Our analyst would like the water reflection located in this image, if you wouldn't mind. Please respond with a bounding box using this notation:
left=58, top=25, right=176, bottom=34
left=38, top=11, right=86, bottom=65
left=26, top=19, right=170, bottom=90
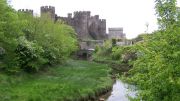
left=106, top=80, right=137, bottom=101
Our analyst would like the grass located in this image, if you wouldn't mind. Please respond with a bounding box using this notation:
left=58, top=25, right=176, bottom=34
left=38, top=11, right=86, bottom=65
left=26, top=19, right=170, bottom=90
left=0, top=60, right=113, bottom=101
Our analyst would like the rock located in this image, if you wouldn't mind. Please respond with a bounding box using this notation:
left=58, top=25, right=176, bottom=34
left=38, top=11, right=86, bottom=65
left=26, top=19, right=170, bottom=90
left=99, top=98, right=105, bottom=101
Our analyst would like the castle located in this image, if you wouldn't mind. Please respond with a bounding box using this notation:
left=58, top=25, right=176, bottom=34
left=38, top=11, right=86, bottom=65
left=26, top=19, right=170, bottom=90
left=18, top=6, right=128, bottom=41
left=18, top=6, right=128, bottom=58
left=40, top=6, right=107, bottom=40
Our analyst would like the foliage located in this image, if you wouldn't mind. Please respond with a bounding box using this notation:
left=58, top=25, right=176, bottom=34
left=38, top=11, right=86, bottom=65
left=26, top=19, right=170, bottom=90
left=155, top=0, right=177, bottom=29
left=127, top=29, right=180, bottom=101
left=0, top=0, right=78, bottom=73
left=15, top=37, right=47, bottom=72
left=0, top=0, right=24, bottom=72
left=112, top=38, right=117, bottom=47
left=19, top=15, right=78, bottom=65
left=123, top=0, right=180, bottom=100
left=93, top=40, right=112, bottom=61
left=111, top=46, right=137, bottom=63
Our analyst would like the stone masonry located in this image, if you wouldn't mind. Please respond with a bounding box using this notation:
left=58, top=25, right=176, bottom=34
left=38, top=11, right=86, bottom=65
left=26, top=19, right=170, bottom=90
left=40, top=6, right=107, bottom=40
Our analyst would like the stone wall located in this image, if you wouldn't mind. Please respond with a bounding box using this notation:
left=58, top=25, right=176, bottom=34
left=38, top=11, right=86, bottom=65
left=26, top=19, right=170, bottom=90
left=18, top=9, right=33, bottom=16
left=40, top=6, right=107, bottom=40
left=108, top=27, right=126, bottom=39
left=57, top=11, right=107, bottom=40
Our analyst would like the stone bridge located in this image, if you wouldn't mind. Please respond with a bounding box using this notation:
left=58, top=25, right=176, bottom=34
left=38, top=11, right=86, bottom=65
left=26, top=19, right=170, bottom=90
left=77, top=40, right=104, bottom=59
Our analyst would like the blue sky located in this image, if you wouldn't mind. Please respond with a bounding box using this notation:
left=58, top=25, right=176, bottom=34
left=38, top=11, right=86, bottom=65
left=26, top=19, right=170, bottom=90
left=10, top=0, right=180, bottom=39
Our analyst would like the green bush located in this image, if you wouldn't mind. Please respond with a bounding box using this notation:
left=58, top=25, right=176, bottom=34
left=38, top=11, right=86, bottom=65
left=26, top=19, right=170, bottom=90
left=24, top=17, right=78, bottom=65
left=0, top=0, right=24, bottom=72
left=15, top=37, right=47, bottom=72
left=112, top=38, right=117, bottom=47
left=111, top=46, right=137, bottom=63
left=124, top=0, right=180, bottom=100
left=127, top=30, right=180, bottom=101
left=93, top=40, right=112, bottom=61
left=0, top=1, right=78, bottom=73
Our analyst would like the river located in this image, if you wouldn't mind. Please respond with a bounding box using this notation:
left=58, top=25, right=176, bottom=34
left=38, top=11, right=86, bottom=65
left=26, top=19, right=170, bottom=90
left=106, top=80, right=137, bottom=101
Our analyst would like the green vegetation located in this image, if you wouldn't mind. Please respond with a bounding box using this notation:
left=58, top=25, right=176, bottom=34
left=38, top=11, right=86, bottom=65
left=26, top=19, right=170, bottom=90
left=0, top=0, right=77, bottom=73
left=1, top=0, right=180, bottom=101
left=0, top=1, right=112, bottom=101
left=123, top=0, right=180, bottom=100
left=0, top=60, right=112, bottom=101
left=93, top=40, right=136, bottom=73
left=93, top=40, right=112, bottom=62
left=94, top=0, right=180, bottom=101
left=94, top=0, right=180, bottom=100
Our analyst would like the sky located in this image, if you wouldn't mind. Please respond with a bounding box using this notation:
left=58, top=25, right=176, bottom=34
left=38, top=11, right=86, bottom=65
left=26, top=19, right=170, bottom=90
left=10, top=0, right=180, bottom=39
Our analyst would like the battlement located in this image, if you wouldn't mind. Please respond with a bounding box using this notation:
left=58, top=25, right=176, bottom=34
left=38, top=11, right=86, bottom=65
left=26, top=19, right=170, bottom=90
left=94, top=15, right=99, bottom=19
left=74, top=11, right=91, bottom=17
left=40, top=6, right=55, bottom=10
left=74, top=11, right=91, bottom=14
left=109, top=27, right=123, bottom=31
left=18, top=9, right=33, bottom=15
left=18, top=9, right=33, bottom=12
left=100, top=19, right=106, bottom=22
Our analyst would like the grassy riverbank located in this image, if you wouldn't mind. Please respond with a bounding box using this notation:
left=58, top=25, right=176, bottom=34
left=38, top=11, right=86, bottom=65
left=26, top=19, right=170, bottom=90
left=0, top=60, right=113, bottom=101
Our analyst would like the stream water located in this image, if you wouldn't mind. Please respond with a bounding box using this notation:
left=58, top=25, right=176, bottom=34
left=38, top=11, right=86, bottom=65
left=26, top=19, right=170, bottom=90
left=106, top=80, right=137, bottom=101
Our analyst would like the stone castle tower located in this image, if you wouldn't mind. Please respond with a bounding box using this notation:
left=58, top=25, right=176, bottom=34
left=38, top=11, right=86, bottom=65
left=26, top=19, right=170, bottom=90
left=40, top=6, right=55, bottom=21
left=40, top=6, right=107, bottom=40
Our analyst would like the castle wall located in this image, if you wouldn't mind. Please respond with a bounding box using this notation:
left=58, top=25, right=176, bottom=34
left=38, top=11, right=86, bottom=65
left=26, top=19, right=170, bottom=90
left=18, top=9, right=33, bottom=16
left=40, top=6, right=107, bottom=40
left=108, top=28, right=126, bottom=39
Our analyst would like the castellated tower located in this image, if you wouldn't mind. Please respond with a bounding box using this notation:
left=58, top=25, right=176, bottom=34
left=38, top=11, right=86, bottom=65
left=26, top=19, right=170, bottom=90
left=88, top=15, right=107, bottom=40
left=88, top=15, right=100, bottom=39
left=73, top=11, right=91, bottom=40
left=40, top=6, right=55, bottom=21
left=99, top=19, right=106, bottom=39
left=18, top=9, right=33, bottom=16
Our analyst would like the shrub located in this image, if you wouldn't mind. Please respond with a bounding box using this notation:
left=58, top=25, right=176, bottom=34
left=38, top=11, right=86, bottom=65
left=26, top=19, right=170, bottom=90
left=0, top=1, right=78, bottom=73
left=15, top=37, right=47, bottom=72
left=124, top=0, right=180, bottom=100
left=111, top=46, right=137, bottom=63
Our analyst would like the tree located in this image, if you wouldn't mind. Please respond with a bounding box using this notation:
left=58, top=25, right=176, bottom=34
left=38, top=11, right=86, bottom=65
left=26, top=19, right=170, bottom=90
left=155, top=0, right=177, bottom=29
left=125, top=0, right=180, bottom=100
left=0, top=0, right=24, bottom=72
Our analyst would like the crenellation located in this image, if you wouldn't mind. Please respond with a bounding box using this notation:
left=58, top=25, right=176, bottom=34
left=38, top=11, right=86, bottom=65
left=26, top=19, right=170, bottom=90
left=41, top=6, right=55, bottom=10
left=18, top=9, right=33, bottom=16
left=94, top=15, right=99, bottom=19
left=100, top=19, right=106, bottom=22
left=74, top=11, right=91, bottom=17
